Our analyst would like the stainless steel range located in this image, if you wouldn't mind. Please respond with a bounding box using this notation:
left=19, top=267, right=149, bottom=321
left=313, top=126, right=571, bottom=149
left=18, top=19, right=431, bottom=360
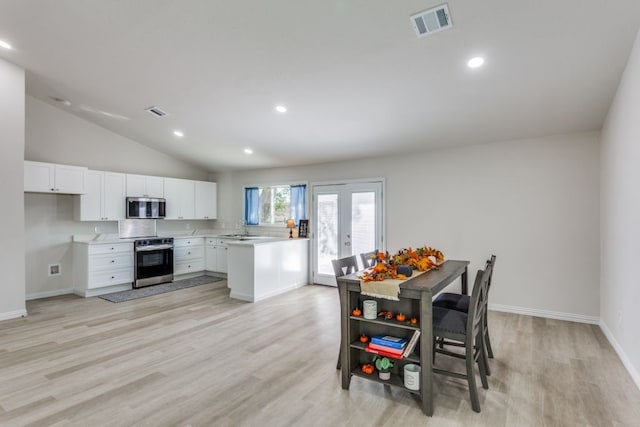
left=134, top=237, right=174, bottom=288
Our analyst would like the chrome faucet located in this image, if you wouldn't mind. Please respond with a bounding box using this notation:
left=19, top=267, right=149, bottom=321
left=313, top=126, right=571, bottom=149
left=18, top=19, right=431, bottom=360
left=240, top=219, right=249, bottom=236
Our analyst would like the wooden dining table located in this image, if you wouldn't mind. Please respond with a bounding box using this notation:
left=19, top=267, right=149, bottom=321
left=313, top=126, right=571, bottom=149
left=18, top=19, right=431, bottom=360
left=336, top=259, right=470, bottom=416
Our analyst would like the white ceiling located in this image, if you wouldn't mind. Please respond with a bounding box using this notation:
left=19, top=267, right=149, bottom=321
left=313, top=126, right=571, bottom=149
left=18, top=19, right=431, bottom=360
left=1, top=1, right=639, bottom=172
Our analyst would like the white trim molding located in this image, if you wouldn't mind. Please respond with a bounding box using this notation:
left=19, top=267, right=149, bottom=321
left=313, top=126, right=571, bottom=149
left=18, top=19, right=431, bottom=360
left=26, top=289, right=74, bottom=301
left=599, top=320, right=640, bottom=391
left=489, top=303, right=599, bottom=324
left=0, top=309, right=28, bottom=321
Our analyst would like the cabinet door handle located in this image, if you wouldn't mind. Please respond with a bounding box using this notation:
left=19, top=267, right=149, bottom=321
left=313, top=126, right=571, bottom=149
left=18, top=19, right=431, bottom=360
left=188, top=251, right=191, bottom=255
left=111, top=260, right=115, bottom=263
left=111, top=276, right=115, bottom=279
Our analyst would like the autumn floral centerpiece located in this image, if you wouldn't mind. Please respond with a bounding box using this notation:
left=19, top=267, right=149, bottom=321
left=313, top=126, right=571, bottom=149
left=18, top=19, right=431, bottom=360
left=358, top=246, right=445, bottom=282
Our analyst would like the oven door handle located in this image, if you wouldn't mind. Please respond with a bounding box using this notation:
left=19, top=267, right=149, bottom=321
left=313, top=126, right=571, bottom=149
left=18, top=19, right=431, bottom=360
left=136, top=245, right=174, bottom=252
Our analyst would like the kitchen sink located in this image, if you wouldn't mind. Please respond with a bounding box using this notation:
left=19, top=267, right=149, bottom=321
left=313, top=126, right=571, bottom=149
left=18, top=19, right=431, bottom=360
left=218, top=234, right=273, bottom=240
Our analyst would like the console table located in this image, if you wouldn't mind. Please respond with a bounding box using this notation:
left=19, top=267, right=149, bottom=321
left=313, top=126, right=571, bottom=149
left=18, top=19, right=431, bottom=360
left=337, top=259, right=469, bottom=416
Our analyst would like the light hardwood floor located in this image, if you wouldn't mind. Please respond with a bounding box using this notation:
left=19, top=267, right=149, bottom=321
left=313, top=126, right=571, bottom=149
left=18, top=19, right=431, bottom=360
left=1, top=280, right=639, bottom=426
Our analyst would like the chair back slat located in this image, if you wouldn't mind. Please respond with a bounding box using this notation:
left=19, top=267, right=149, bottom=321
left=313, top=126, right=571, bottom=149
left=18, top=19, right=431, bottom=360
left=467, top=268, right=489, bottom=343
left=331, top=256, right=359, bottom=278
left=360, top=250, right=378, bottom=269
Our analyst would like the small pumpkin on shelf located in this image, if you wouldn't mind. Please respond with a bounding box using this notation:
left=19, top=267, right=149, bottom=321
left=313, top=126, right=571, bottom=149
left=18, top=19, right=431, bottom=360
left=396, top=313, right=406, bottom=322
left=410, top=317, right=418, bottom=325
left=352, top=307, right=362, bottom=317
left=361, top=363, right=375, bottom=375
left=359, top=334, right=369, bottom=343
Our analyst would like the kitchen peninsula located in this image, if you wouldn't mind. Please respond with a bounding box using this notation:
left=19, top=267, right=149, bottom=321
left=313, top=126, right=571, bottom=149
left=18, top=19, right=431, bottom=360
left=227, top=238, right=309, bottom=302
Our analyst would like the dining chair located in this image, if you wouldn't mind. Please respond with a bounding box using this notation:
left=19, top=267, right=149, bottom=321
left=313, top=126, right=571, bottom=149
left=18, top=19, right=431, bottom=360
left=433, top=255, right=497, bottom=374
left=360, top=250, right=378, bottom=269
left=331, top=255, right=359, bottom=370
left=432, top=267, right=490, bottom=413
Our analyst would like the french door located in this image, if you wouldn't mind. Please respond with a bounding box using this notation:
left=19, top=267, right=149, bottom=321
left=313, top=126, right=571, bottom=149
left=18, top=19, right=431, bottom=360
left=312, top=181, right=383, bottom=286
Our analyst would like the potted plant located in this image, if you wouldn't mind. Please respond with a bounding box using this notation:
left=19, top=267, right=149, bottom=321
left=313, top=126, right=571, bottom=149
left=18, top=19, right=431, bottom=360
left=373, top=355, right=394, bottom=380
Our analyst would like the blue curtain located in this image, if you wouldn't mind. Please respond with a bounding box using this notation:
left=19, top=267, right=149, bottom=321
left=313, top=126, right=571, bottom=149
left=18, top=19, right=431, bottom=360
left=244, top=187, right=259, bottom=225
left=290, top=184, right=307, bottom=226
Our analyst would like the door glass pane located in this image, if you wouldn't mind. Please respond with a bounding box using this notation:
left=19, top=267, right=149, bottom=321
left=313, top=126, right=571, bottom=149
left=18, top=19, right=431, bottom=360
left=317, top=194, right=338, bottom=275
left=351, top=191, right=376, bottom=259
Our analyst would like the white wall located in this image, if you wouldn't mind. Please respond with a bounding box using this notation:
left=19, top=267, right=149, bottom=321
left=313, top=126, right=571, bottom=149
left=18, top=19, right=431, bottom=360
left=600, top=29, right=640, bottom=388
left=24, top=97, right=214, bottom=298
left=229, top=132, right=601, bottom=320
left=0, top=58, right=26, bottom=320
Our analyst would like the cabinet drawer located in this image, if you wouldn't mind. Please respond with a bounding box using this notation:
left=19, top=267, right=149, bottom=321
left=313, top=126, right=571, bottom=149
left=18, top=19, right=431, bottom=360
left=88, top=268, right=133, bottom=289
left=174, top=238, right=204, bottom=248
left=174, top=246, right=204, bottom=262
left=89, top=253, right=133, bottom=271
left=174, top=259, right=205, bottom=275
left=89, top=243, right=132, bottom=255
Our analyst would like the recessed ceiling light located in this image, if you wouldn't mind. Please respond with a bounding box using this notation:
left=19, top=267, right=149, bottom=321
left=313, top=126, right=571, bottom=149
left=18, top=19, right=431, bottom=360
left=244, top=148, right=253, bottom=155
left=173, top=130, right=184, bottom=138
left=0, top=40, right=12, bottom=50
left=467, top=57, right=485, bottom=68
left=275, top=105, right=287, bottom=113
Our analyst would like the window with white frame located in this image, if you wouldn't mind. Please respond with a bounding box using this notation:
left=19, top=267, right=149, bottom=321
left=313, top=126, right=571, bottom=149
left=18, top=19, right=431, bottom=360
left=245, top=184, right=307, bottom=226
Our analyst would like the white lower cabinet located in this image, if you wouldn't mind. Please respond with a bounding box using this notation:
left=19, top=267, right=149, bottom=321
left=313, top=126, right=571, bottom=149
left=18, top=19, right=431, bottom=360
left=73, top=242, right=134, bottom=297
left=205, top=238, right=228, bottom=273
left=174, top=237, right=205, bottom=275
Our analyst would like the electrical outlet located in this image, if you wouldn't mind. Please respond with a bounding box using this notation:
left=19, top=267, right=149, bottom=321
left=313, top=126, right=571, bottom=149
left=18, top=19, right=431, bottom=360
left=186, top=223, right=191, bottom=230
left=94, top=226, right=101, bottom=233
left=48, top=264, right=61, bottom=276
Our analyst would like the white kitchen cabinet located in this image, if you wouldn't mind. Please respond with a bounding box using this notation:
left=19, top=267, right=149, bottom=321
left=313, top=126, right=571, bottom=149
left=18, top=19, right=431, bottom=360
left=195, top=181, right=217, bottom=219
left=75, top=170, right=126, bottom=221
left=205, top=238, right=218, bottom=272
left=205, top=237, right=228, bottom=273
left=173, top=237, right=205, bottom=275
left=217, top=242, right=228, bottom=273
left=24, top=161, right=87, bottom=194
left=164, top=178, right=195, bottom=220
left=73, top=242, right=134, bottom=297
left=126, top=174, right=164, bottom=198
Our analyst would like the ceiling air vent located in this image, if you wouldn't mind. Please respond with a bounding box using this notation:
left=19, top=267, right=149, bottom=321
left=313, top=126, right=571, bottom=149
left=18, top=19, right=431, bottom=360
left=145, top=106, right=169, bottom=117
left=410, top=4, right=453, bottom=38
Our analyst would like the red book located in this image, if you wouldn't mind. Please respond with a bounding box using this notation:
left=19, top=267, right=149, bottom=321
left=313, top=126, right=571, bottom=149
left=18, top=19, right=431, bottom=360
left=367, top=342, right=404, bottom=356
left=364, top=344, right=404, bottom=359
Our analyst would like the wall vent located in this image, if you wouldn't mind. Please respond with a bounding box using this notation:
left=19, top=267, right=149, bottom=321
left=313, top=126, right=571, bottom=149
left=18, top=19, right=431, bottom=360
left=145, top=106, right=169, bottom=117
left=410, top=4, right=453, bottom=38
left=48, top=264, right=61, bottom=276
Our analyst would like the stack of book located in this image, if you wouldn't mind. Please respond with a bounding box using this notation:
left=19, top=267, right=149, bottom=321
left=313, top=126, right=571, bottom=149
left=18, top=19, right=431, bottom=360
left=364, top=331, right=420, bottom=359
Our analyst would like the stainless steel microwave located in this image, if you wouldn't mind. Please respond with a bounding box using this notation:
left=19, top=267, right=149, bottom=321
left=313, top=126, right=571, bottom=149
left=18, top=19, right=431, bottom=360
left=126, top=197, right=166, bottom=219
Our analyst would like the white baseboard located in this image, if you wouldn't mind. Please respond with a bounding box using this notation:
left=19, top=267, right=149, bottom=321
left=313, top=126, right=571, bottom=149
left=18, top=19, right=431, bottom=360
left=26, top=288, right=74, bottom=300
left=489, top=303, right=600, bottom=324
left=73, top=284, right=131, bottom=298
left=0, top=309, right=28, bottom=321
left=599, top=320, right=640, bottom=391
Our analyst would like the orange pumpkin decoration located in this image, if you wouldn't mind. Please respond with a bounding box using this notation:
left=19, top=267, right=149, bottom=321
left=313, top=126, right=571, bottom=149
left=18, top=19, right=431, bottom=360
left=396, top=313, right=406, bottom=322
left=361, top=364, right=375, bottom=375
left=410, top=317, right=418, bottom=325
left=359, top=334, right=369, bottom=343
left=352, top=308, right=362, bottom=317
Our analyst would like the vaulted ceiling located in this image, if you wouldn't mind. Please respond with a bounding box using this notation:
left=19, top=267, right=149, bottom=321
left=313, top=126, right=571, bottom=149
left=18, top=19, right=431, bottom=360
left=1, top=1, right=639, bottom=171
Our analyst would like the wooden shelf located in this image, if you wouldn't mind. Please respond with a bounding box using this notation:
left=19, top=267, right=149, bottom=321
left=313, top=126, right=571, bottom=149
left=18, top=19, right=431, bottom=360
left=349, top=315, right=420, bottom=331
left=351, top=368, right=421, bottom=395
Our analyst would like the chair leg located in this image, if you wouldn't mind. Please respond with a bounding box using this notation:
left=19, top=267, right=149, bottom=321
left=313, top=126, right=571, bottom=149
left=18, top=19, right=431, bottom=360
left=484, top=310, right=494, bottom=359
left=466, top=344, right=481, bottom=413
left=336, top=347, right=341, bottom=370
left=477, top=336, right=489, bottom=390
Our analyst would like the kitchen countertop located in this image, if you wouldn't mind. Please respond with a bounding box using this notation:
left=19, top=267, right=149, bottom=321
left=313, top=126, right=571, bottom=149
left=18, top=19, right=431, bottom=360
left=72, top=233, right=300, bottom=245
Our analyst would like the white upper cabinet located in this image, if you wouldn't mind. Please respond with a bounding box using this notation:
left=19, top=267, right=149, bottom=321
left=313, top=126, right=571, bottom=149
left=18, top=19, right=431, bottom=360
left=75, top=170, right=126, bottom=221
left=24, top=161, right=87, bottom=194
left=164, top=178, right=195, bottom=220
left=195, top=181, right=217, bottom=220
left=125, top=174, right=164, bottom=198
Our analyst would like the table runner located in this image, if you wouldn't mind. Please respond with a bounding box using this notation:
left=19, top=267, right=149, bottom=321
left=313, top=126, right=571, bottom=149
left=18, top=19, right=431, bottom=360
left=360, top=270, right=425, bottom=301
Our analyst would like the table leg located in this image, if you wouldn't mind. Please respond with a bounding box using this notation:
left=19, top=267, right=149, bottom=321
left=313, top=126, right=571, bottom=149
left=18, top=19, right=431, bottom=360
left=339, top=280, right=352, bottom=390
left=420, top=291, right=434, bottom=416
left=461, top=266, right=468, bottom=295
